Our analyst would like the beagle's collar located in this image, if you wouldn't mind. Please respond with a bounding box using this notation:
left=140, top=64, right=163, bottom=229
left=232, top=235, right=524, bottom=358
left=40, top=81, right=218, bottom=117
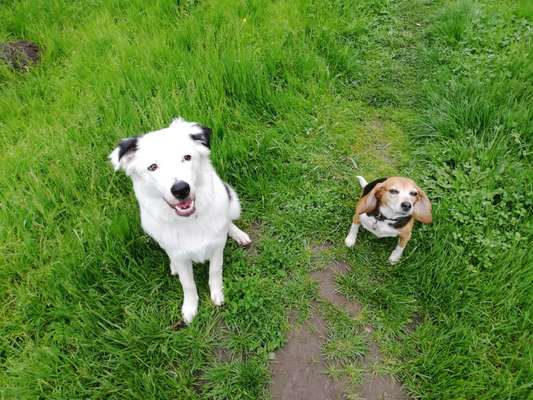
left=369, top=209, right=412, bottom=229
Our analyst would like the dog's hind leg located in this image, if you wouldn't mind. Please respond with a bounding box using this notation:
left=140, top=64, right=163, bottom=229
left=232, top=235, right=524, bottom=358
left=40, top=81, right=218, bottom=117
left=209, top=245, right=225, bottom=306
left=229, top=223, right=251, bottom=246
left=171, top=259, right=198, bottom=324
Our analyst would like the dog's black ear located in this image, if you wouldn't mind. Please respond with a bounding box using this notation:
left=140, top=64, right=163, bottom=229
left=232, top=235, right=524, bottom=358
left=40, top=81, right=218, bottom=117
left=190, top=125, right=211, bottom=149
left=110, top=137, right=138, bottom=171
left=118, top=137, right=138, bottom=160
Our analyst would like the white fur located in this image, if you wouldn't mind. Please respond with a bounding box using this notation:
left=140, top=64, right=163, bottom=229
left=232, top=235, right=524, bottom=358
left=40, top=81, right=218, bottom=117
left=359, top=213, right=399, bottom=238
left=388, top=244, right=405, bottom=264
left=110, top=118, right=250, bottom=324
left=344, top=223, right=359, bottom=247
left=356, top=175, right=368, bottom=188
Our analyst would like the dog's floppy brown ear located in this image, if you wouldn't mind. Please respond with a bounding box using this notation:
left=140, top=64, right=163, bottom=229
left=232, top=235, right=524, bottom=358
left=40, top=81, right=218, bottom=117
left=414, top=187, right=432, bottom=223
left=356, top=183, right=384, bottom=215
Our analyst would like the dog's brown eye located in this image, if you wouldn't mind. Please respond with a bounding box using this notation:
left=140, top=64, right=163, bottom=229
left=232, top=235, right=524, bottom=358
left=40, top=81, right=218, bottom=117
left=410, top=191, right=418, bottom=197
left=148, top=163, right=158, bottom=171
left=389, top=189, right=399, bottom=194
left=184, top=155, right=192, bottom=161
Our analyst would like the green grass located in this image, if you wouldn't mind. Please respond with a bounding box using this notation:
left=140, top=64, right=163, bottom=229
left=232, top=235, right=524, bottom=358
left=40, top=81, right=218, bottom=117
left=1, top=0, right=531, bottom=399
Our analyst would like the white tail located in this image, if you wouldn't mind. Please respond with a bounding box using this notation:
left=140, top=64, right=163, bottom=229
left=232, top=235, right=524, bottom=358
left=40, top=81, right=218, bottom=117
left=356, top=176, right=368, bottom=188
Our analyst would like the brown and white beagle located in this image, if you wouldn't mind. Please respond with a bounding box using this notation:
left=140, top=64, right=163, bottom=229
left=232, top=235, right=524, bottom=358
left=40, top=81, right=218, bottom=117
left=345, top=176, right=432, bottom=264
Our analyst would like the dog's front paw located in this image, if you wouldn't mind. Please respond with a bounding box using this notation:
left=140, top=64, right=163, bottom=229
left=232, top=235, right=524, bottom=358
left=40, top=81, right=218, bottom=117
left=234, top=231, right=251, bottom=247
left=210, top=289, right=225, bottom=306
left=388, top=255, right=401, bottom=264
left=181, top=302, right=198, bottom=325
left=345, top=224, right=359, bottom=248
left=388, top=246, right=404, bottom=265
left=345, top=235, right=357, bottom=247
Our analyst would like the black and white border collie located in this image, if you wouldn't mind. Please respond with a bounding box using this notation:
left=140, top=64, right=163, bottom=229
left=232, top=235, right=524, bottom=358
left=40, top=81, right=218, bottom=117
left=110, top=118, right=251, bottom=324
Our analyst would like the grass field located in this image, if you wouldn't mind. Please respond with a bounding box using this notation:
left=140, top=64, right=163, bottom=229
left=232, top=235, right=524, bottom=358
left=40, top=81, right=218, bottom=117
left=1, top=0, right=531, bottom=399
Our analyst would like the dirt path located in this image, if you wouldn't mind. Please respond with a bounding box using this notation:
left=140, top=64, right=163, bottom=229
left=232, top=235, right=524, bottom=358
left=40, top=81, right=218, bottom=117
left=269, top=311, right=345, bottom=400
left=269, top=245, right=409, bottom=400
left=358, top=341, right=409, bottom=400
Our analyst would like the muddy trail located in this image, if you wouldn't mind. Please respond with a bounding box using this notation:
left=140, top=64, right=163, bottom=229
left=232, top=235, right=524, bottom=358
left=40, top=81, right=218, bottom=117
left=269, top=245, right=408, bottom=400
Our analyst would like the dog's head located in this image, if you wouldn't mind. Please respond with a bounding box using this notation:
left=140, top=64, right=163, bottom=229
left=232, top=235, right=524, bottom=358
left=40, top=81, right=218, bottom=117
left=360, top=177, right=432, bottom=223
left=109, top=118, right=212, bottom=217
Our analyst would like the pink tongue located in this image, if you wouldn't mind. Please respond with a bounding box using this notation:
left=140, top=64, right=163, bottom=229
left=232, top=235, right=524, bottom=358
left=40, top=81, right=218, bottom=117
left=176, top=199, right=192, bottom=209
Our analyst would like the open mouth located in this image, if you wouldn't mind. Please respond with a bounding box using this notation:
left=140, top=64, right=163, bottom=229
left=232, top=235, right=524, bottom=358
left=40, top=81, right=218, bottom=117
left=165, top=197, right=196, bottom=217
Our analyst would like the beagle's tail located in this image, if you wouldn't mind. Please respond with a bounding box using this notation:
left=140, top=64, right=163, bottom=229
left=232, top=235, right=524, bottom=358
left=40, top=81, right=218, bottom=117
left=356, top=176, right=368, bottom=189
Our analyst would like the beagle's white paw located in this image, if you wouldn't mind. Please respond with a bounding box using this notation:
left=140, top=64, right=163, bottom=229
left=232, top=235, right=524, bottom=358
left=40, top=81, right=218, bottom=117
left=345, top=235, right=357, bottom=248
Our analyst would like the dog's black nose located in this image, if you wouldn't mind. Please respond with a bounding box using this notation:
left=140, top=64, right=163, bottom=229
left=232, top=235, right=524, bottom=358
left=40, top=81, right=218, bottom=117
left=171, top=181, right=190, bottom=200
left=401, top=202, right=412, bottom=211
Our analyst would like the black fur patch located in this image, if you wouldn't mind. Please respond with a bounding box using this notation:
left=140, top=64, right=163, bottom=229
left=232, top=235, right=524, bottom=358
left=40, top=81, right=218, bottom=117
left=367, top=207, right=381, bottom=218
left=118, top=137, right=138, bottom=160
left=223, top=183, right=232, bottom=200
left=390, top=216, right=412, bottom=229
left=362, top=177, right=387, bottom=196
left=367, top=203, right=412, bottom=229
left=190, top=125, right=211, bottom=148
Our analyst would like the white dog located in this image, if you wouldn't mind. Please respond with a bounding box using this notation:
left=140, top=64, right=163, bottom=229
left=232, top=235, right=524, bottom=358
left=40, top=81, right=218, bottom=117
left=109, top=118, right=251, bottom=324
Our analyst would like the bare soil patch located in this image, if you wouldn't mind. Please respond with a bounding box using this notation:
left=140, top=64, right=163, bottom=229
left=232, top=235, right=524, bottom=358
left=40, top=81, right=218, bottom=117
left=244, top=220, right=263, bottom=257
left=270, top=242, right=409, bottom=400
left=0, top=40, right=41, bottom=71
left=357, top=342, right=409, bottom=400
left=311, top=241, right=333, bottom=256
left=270, top=310, right=347, bottom=400
left=405, top=313, right=422, bottom=333
left=310, top=261, right=361, bottom=316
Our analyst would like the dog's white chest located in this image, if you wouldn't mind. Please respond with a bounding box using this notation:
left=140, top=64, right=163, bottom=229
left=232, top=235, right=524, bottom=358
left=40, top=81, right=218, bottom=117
left=359, top=213, right=399, bottom=238
left=141, top=213, right=228, bottom=262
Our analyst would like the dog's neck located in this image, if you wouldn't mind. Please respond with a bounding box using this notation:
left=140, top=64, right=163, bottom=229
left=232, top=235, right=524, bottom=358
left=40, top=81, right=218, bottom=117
left=368, top=203, right=412, bottom=228
left=374, top=203, right=398, bottom=220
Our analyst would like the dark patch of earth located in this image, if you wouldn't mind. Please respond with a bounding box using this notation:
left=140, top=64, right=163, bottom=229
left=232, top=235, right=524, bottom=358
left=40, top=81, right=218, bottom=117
left=311, top=241, right=333, bottom=256
left=270, top=241, right=410, bottom=400
left=310, top=260, right=362, bottom=316
left=357, top=342, right=409, bottom=400
left=269, top=310, right=348, bottom=400
left=0, top=40, right=41, bottom=70
left=244, top=220, right=263, bottom=257
left=404, top=313, right=422, bottom=333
